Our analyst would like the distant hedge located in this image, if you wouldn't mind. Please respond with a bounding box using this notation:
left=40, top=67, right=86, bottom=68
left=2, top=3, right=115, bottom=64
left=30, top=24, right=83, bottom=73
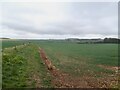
left=103, top=38, right=120, bottom=43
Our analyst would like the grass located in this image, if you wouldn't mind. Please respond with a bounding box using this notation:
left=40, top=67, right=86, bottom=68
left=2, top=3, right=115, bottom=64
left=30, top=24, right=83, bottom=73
left=2, top=47, right=27, bottom=87
left=35, top=41, right=118, bottom=77
left=19, top=43, right=53, bottom=88
left=2, top=39, right=30, bottom=49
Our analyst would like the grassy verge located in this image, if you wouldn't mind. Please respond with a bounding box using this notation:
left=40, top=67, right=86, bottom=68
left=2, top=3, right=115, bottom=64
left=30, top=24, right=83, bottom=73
left=2, top=47, right=27, bottom=87
left=2, top=43, right=53, bottom=88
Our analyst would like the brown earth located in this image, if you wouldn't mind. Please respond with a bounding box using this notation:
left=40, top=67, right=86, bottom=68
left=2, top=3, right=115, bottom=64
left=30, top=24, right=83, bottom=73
left=98, top=65, right=119, bottom=73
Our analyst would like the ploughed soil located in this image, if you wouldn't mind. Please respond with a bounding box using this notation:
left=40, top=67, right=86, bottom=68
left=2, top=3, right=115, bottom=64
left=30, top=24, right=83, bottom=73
left=39, top=48, right=118, bottom=88
left=98, top=65, right=119, bottom=73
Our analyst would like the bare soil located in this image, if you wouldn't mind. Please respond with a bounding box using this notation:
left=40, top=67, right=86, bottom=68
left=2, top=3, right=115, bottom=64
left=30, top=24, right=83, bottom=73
left=98, top=65, right=119, bottom=73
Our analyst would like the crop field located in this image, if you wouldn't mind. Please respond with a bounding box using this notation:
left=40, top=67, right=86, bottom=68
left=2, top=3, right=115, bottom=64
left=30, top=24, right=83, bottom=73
left=1, top=39, right=119, bottom=88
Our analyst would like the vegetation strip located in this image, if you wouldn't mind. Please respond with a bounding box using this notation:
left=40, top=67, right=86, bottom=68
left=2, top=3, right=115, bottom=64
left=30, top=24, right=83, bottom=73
left=2, top=44, right=28, bottom=88
left=2, top=44, right=53, bottom=88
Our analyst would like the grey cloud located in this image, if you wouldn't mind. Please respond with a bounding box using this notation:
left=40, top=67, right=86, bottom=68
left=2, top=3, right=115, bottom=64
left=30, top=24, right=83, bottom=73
left=2, top=19, right=117, bottom=36
left=1, top=2, right=118, bottom=39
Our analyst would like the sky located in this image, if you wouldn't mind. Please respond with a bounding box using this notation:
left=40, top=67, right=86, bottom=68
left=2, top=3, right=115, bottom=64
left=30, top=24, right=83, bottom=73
left=0, top=1, right=118, bottom=39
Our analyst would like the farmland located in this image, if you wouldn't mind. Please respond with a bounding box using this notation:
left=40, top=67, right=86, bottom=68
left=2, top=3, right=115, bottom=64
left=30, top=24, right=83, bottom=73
left=1, top=39, right=119, bottom=88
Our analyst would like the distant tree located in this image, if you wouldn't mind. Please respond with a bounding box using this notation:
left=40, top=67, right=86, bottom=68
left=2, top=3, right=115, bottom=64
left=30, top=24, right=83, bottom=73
left=103, top=38, right=120, bottom=43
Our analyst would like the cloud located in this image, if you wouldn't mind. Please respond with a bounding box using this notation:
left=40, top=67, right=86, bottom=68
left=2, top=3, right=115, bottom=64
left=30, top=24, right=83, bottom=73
left=1, top=2, right=118, bottom=39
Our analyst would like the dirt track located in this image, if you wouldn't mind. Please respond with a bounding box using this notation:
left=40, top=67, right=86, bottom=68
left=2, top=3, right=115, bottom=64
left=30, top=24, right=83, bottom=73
left=39, top=48, right=118, bottom=88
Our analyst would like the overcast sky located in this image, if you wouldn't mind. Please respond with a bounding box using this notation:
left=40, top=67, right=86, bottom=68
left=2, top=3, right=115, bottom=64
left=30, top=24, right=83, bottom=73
left=1, top=2, right=118, bottom=39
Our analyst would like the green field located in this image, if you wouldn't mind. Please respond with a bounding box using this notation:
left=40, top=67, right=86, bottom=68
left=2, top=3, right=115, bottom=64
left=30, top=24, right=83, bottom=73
left=1, top=39, right=119, bottom=88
